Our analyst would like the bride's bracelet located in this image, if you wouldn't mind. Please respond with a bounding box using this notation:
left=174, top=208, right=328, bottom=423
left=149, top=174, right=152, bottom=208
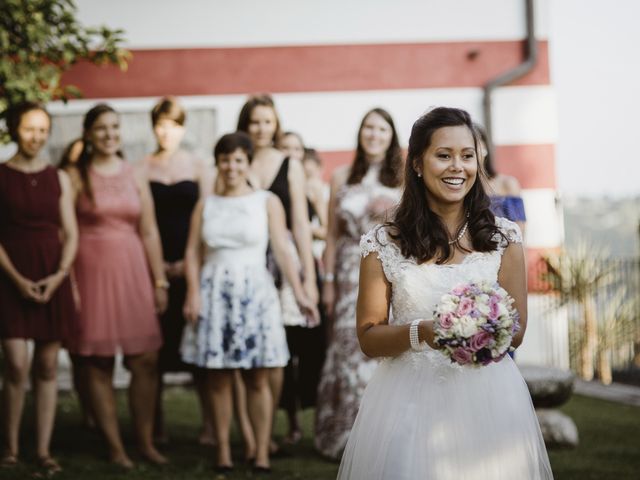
left=409, top=319, right=428, bottom=352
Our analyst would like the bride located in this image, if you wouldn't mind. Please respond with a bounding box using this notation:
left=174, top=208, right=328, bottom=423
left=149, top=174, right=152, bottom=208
left=337, top=107, right=553, bottom=479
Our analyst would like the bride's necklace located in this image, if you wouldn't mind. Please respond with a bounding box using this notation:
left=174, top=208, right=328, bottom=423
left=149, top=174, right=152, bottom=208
left=448, top=219, right=469, bottom=245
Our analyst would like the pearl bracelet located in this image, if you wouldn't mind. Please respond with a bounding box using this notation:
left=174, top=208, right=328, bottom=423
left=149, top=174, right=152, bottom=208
left=409, top=319, right=428, bottom=352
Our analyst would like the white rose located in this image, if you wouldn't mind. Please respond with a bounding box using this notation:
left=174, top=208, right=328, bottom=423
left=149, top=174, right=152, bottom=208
left=439, top=296, right=458, bottom=313
left=458, top=316, right=478, bottom=338
left=477, top=302, right=490, bottom=316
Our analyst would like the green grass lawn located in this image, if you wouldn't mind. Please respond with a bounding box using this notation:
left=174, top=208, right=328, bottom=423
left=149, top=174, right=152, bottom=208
left=4, top=388, right=639, bottom=479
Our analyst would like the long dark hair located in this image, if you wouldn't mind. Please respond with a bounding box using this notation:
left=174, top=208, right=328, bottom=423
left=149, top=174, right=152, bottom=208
left=236, top=94, right=282, bottom=145
left=389, top=107, right=501, bottom=264
left=75, top=103, right=123, bottom=203
left=473, top=123, right=496, bottom=178
left=346, top=108, right=403, bottom=188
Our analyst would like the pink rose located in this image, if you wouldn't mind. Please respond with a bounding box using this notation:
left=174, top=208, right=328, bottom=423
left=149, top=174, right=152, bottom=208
left=469, top=331, right=492, bottom=352
left=457, top=297, right=474, bottom=316
left=488, top=297, right=500, bottom=321
left=451, top=347, right=473, bottom=365
left=452, top=284, right=467, bottom=296
left=439, top=312, right=454, bottom=329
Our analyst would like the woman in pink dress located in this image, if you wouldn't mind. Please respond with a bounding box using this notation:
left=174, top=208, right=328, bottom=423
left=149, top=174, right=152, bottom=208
left=0, top=102, right=78, bottom=475
left=65, top=104, right=168, bottom=468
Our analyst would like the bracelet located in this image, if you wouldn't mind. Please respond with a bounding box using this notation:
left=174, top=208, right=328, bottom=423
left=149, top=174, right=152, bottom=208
left=57, top=267, right=70, bottom=277
left=409, top=319, right=428, bottom=352
left=323, top=272, right=335, bottom=283
left=155, top=278, right=170, bottom=290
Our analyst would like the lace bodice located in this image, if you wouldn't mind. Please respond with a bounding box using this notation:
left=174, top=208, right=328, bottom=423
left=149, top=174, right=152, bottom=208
left=360, top=217, right=522, bottom=327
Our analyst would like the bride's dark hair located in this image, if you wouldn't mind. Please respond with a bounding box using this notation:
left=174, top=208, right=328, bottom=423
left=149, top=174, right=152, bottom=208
left=388, top=107, right=502, bottom=264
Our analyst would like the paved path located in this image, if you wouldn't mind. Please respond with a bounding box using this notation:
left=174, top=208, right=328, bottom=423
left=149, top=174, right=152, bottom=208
left=574, top=379, right=640, bottom=407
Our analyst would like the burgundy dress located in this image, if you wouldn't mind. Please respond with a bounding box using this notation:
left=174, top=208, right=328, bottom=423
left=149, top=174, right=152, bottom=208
left=0, top=163, right=76, bottom=341
left=65, top=162, right=162, bottom=356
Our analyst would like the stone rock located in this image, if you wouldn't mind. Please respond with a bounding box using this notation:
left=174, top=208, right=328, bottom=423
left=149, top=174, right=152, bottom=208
left=536, top=409, right=579, bottom=448
left=519, top=365, right=575, bottom=408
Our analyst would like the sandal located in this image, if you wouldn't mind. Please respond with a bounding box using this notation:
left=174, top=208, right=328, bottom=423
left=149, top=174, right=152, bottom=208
left=0, top=453, right=18, bottom=467
left=283, top=429, right=303, bottom=445
left=36, top=456, right=62, bottom=476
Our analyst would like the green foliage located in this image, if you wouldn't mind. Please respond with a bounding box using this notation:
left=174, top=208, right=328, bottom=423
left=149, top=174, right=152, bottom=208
left=0, top=0, right=130, bottom=142
left=541, top=243, right=613, bottom=304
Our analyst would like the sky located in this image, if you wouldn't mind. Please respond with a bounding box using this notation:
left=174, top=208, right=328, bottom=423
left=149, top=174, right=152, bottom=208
left=549, top=0, right=640, bottom=197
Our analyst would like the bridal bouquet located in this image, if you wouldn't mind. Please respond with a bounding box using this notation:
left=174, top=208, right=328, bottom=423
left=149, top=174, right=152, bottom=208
left=433, top=281, right=519, bottom=367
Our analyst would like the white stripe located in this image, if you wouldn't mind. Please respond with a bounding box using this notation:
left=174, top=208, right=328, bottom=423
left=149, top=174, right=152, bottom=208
left=50, top=86, right=557, bottom=149
left=75, top=0, right=550, bottom=49
left=516, top=294, right=570, bottom=368
left=521, top=188, right=563, bottom=248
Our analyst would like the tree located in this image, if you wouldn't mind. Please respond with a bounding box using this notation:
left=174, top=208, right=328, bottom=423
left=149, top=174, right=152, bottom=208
left=0, top=0, right=130, bottom=142
left=596, top=285, right=638, bottom=385
left=542, top=243, right=613, bottom=381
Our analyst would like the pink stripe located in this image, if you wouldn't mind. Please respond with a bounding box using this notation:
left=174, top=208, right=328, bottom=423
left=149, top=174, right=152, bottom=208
left=62, top=41, right=550, bottom=98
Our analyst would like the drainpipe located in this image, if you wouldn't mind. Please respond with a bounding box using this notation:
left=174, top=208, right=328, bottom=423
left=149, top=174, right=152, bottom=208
left=483, top=0, right=538, bottom=162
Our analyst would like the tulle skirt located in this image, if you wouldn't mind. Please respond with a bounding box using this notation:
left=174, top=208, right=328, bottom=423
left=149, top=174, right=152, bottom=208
left=337, top=350, right=553, bottom=480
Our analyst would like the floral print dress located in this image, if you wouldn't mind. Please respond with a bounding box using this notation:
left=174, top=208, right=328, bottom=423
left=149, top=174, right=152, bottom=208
left=180, top=191, right=289, bottom=369
left=315, top=166, right=401, bottom=459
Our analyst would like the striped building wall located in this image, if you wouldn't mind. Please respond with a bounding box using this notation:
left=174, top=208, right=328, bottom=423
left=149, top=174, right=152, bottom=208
left=55, top=0, right=566, bottom=367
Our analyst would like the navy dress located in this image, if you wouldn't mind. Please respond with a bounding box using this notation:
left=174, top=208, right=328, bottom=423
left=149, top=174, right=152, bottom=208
left=150, top=180, right=199, bottom=372
left=490, top=195, right=526, bottom=223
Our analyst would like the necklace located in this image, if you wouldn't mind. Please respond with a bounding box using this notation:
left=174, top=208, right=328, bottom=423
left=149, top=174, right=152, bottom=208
left=448, top=221, right=469, bottom=245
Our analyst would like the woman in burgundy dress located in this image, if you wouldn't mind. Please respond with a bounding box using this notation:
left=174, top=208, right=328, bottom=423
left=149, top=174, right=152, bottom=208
left=0, top=102, right=78, bottom=475
left=65, top=104, right=168, bottom=468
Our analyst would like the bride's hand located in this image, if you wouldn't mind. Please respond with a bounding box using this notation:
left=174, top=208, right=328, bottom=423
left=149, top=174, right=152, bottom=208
left=420, top=320, right=439, bottom=349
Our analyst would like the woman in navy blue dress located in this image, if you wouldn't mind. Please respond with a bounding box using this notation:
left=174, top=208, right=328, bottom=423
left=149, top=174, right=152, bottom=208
left=475, top=125, right=526, bottom=232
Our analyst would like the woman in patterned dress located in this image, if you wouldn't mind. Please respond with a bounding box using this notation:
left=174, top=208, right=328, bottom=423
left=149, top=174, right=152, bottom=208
left=180, top=132, right=318, bottom=473
left=315, top=108, right=404, bottom=459
left=0, top=102, right=78, bottom=475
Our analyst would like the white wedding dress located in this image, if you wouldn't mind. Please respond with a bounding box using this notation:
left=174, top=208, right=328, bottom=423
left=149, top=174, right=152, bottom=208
left=337, top=218, right=553, bottom=480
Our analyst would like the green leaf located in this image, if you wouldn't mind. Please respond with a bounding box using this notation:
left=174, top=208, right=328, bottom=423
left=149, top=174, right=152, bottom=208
left=1, top=0, right=129, bottom=144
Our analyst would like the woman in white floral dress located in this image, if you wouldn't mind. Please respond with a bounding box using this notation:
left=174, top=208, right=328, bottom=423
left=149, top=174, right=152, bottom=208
left=180, top=132, right=317, bottom=473
left=315, top=108, right=403, bottom=459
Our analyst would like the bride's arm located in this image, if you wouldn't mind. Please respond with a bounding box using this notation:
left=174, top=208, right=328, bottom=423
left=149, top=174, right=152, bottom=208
left=356, top=253, right=437, bottom=358
left=498, top=241, right=528, bottom=348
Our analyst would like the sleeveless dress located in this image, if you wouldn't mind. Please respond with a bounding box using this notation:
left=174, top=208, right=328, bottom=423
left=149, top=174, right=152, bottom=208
left=337, top=218, right=553, bottom=480
left=150, top=178, right=199, bottom=371
left=315, top=166, right=401, bottom=459
left=268, top=157, right=326, bottom=410
left=0, top=164, right=76, bottom=341
left=267, top=156, right=306, bottom=327
left=66, top=163, right=162, bottom=356
left=180, top=191, right=289, bottom=369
